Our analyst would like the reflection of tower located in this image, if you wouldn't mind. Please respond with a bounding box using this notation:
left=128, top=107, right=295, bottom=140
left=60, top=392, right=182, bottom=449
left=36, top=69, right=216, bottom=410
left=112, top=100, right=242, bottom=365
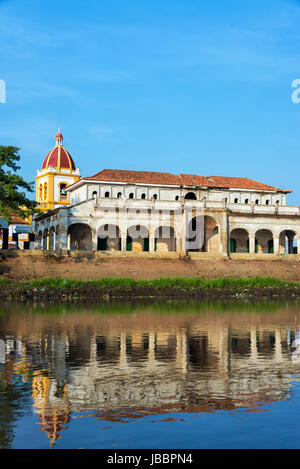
left=32, top=374, right=70, bottom=448
left=35, top=130, right=81, bottom=212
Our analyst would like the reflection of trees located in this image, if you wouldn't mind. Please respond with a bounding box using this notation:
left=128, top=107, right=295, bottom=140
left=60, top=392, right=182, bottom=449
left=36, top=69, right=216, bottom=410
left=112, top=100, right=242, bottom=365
left=0, top=366, right=31, bottom=448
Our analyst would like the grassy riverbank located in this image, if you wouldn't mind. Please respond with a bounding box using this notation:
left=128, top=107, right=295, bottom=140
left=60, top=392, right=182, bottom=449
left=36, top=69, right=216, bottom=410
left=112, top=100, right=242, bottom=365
left=1, top=276, right=300, bottom=301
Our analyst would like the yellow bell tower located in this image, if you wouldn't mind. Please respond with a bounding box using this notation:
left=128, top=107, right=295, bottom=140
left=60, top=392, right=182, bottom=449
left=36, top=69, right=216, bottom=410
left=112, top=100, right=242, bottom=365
left=35, top=130, right=81, bottom=212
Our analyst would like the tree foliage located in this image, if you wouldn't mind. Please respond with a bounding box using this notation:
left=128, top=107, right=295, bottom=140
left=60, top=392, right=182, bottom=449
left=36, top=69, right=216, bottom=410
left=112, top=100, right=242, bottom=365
left=0, top=145, right=38, bottom=222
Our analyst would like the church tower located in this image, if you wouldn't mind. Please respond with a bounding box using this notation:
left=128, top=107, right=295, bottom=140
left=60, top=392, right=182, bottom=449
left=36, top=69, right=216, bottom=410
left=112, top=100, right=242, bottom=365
left=35, top=130, right=81, bottom=212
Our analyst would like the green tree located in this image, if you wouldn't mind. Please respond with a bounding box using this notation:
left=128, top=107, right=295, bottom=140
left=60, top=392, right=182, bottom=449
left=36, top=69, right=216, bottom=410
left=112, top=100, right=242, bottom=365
left=0, top=145, right=38, bottom=222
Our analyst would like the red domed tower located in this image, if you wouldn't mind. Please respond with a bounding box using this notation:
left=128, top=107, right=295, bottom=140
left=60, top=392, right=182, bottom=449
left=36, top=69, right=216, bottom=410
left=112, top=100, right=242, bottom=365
left=35, top=130, right=81, bottom=211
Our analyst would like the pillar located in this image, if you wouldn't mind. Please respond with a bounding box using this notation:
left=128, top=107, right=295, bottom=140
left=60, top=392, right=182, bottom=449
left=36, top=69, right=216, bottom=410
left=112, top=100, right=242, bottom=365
left=297, top=236, right=300, bottom=255
left=149, top=230, right=155, bottom=253
left=219, top=210, right=229, bottom=257
left=92, top=230, right=98, bottom=251
left=59, top=230, right=68, bottom=250
left=273, top=235, right=279, bottom=255
left=249, top=234, right=255, bottom=254
left=121, top=231, right=127, bottom=252
left=181, top=209, right=187, bottom=255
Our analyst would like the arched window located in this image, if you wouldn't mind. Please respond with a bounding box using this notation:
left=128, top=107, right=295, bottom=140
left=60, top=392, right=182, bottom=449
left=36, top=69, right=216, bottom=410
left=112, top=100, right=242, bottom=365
left=59, top=183, right=68, bottom=201
left=245, top=199, right=249, bottom=204
left=153, top=194, right=158, bottom=200
left=255, top=199, right=259, bottom=205
left=105, top=191, right=110, bottom=198
left=39, top=184, right=43, bottom=201
left=276, top=200, right=280, bottom=205
left=117, top=192, right=122, bottom=198
left=129, top=193, right=134, bottom=199
left=185, top=192, right=197, bottom=200
left=141, top=193, right=146, bottom=199
left=175, top=196, right=179, bottom=201
left=266, top=200, right=270, bottom=205
left=234, top=198, right=238, bottom=204
left=44, top=183, right=47, bottom=200
left=92, top=191, right=97, bottom=198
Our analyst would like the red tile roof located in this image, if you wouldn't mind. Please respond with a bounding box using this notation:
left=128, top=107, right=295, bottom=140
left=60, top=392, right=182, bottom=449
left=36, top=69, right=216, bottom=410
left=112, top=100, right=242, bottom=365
left=9, top=213, right=28, bottom=224
left=82, top=169, right=291, bottom=193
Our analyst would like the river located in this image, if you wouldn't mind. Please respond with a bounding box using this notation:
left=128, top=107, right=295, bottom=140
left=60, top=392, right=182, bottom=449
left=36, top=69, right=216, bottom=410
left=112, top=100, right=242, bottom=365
left=0, top=300, right=300, bottom=449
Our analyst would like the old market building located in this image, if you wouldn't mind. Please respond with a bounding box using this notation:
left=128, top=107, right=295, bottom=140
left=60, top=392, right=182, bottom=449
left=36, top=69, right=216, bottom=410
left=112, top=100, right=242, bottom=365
left=33, top=131, right=300, bottom=258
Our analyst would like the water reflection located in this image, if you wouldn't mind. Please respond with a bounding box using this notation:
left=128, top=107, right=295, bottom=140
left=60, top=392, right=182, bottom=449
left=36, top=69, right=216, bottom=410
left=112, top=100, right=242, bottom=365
left=1, top=300, right=300, bottom=448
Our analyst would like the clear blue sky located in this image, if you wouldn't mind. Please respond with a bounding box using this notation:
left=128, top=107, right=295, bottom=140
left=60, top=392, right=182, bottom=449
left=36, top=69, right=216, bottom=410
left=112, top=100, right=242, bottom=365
left=1, top=0, right=300, bottom=203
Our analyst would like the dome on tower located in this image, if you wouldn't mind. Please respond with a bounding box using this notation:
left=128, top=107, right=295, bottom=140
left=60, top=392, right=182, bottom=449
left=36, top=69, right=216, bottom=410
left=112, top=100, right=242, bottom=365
left=42, top=130, right=76, bottom=171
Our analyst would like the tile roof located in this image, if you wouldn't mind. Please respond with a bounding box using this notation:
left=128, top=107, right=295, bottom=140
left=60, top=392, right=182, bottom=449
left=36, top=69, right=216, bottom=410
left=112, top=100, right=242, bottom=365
left=9, top=213, right=28, bottom=225
left=81, top=169, right=291, bottom=193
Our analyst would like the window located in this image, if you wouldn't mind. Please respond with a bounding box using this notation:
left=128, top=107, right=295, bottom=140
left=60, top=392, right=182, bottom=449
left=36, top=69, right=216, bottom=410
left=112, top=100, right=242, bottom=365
left=184, top=192, right=197, bottom=200
left=245, top=199, right=249, bottom=204
left=129, top=193, right=134, bottom=199
left=105, top=191, right=110, bottom=198
left=266, top=200, right=270, bottom=205
left=224, top=197, right=228, bottom=203
left=276, top=200, right=279, bottom=205
left=175, top=196, right=179, bottom=201
left=141, top=193, right=146, bottom=199
left=234, top=198, right=238, bottom=203
left=44, top=183, right=48, bottom=200
left=60, top=183, right=68, bottom=201
left=92, top=191, right=97, bottom=199
left=117, top=192, right=122, bottom=198
left=255, top=199, right=259, bottom=205
left=153, top=194, right=158, bottom=200
left=39, top=185, right=43, bottom=201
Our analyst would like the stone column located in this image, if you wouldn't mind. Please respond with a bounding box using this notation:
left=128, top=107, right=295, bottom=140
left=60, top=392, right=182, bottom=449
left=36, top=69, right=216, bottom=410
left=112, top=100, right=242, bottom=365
left=297, top=236, right=300, bottom=255
left=249, top=234, right=255, bottom=254
left=181, top=209, right=186, bottom=255
left=273, top=235, right=279, bottom=255
left=121, top=231, right=127, bottom=253
left=149, top=229, right=155, bottom=253
left=176, top=230, right=181, bottom=254
left=59, top=230, right=68, bottom=250
left=219, top=210, right=229, bottom=257
left=92, top=229, right=98, bottom=251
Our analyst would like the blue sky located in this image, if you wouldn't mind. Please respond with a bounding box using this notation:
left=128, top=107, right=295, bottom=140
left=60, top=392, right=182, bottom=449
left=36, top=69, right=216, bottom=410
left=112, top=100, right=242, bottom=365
left=1, top=0, right=300, bottom=203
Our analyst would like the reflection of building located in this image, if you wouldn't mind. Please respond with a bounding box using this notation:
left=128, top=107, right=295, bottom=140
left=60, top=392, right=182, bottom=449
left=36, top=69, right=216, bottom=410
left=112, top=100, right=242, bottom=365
left=2, top=306, right=300, bottom=447
left=32, top=131, right=300, bottom=256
